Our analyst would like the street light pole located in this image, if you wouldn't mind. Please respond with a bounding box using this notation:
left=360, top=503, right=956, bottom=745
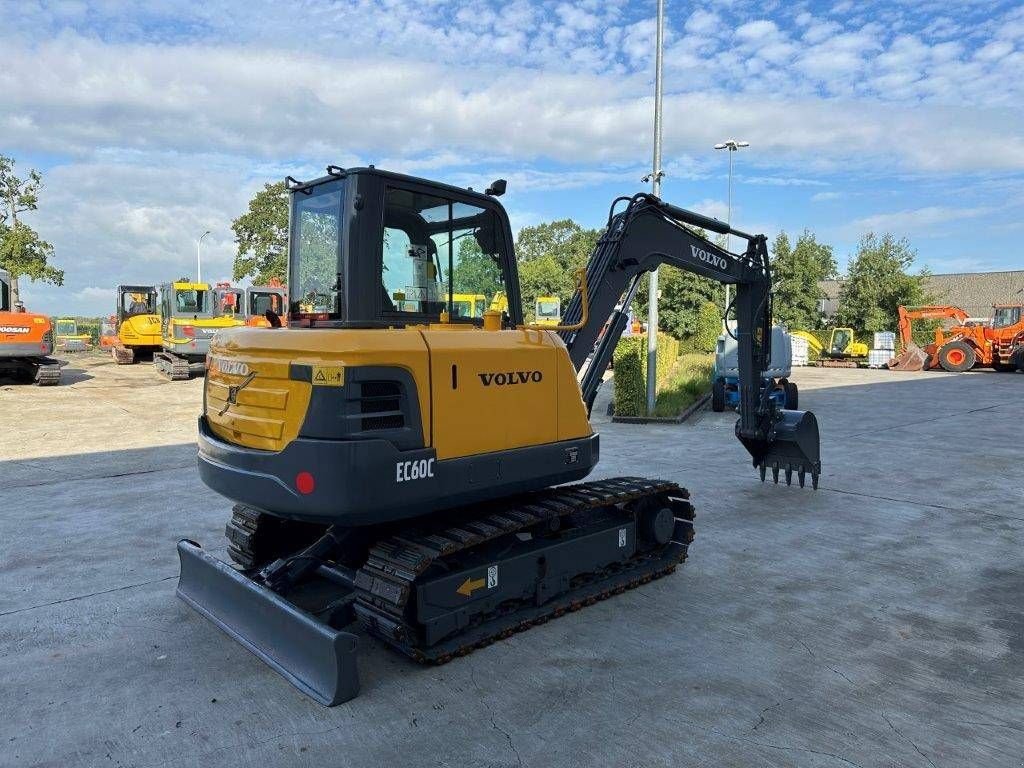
left=645, top=0, right=665, bottom=415
left=713, top=140, right=748, bottom=324
left=197, top=230, right=211, bottom=283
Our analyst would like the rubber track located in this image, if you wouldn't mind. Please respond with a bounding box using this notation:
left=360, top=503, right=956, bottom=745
left=36, top=365, right=61, bottom=386
left=352, top=476, right=695, bottom=664
left=156, top=353, right=190, bottom=380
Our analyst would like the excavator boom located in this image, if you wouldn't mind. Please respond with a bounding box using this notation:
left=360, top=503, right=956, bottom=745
left=561, top=194, right=820, bottom=487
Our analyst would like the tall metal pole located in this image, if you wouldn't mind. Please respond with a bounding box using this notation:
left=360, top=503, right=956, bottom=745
left=724, top=149, right=733, bottom=320
left=714, top=140, right=748, bottom=325
left=646, top=0, right=665, bottom=415
left=197, top=230, right=210, bottom=283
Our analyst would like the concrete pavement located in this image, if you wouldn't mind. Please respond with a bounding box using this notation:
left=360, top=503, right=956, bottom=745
left=1, top=354, right=1021, bottom=767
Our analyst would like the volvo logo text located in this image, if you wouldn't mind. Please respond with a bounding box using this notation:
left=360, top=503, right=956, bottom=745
left=478, top=370, right=543, bottom=386
left=690, top=244, right=729, bottom=271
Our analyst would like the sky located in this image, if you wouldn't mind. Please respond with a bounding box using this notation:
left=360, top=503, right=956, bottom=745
left=3, top=0, right=1024, bottom=316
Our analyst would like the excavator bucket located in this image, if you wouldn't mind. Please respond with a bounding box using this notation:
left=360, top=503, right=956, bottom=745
left=888, top=343, right=928, bottom=371
left=176, top=540, right=360, bottom=706
left=737, top=409, right=821, bottom=489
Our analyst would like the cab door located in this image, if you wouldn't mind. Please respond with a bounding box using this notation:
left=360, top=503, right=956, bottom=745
left=422, top=329, right=559, bottom=461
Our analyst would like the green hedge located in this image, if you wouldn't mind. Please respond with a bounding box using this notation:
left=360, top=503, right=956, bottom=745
left=694, top=301, right=721, bottom=353
left=613, top=332, right=679, bottom=416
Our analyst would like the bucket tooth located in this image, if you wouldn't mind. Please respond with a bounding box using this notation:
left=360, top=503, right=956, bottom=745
left=798, top=468, right=806, bottom=488
left=812, top=471, right=819, bottom=490
left=771, top=463, right=779, bottom=484
left=784, top=467, right=793, bottom=486
left=759, top=463, right=766, bottom=482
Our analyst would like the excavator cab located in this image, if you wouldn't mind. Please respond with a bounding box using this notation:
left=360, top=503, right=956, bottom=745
left=178, top=167, right=821, bottom=706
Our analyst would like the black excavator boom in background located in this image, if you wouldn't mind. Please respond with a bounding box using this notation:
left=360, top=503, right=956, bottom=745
left=176, top=166, right=821, bottom=707
left=563, top=193, right=820, bottom=487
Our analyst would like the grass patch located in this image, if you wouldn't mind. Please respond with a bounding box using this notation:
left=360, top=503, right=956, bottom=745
left=651, top=353, right=714, bottom=417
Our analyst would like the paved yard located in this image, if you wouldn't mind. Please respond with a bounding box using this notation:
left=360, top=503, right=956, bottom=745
left=1, top=354, right=1022, bottom=767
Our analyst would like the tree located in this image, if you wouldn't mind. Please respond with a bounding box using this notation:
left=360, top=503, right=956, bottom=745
left=771, top=230, right=838, bottom=331
left=515, top=220, right=600, bottom=320
left=453, top=237, right=502, bottom=298
left=633, top=227, right=718, bottom=340
left=0, top=155, right=63, bottom=304
left=835, top=233, right=929, bottom=333
left=232, top=181, right=289, bottom=284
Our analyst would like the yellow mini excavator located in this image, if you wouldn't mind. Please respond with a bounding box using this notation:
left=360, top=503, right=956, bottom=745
left=111, top=285, right=162, bottom=364
left=177, top=167, right=822, bottom=705
left=155, top=281, right=242, bottom=380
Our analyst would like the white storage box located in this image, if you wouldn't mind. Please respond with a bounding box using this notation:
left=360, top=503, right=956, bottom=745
left=867, top=349, right=893, bottom=368
left=790, top=334, right=809, bottom=367
left=873, top=332, right=896, bottom=351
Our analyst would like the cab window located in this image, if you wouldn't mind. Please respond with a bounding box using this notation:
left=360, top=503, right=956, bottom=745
left=993, top=307, right=1021, bottom=328
left=381, top=187, right=508, bottom=322
left=176, top=290, right=208, bottom=314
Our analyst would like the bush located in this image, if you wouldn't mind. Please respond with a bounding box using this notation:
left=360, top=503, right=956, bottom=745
left=652, top=353, right=715, bottom=417
left=613, top=332, right=679, bottom=416
left=694, top=301, right=721, bottom=353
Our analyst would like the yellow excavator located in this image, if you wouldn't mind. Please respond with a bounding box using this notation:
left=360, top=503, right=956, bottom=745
left=534, top=295, right=562, bottom=326
left=451, top=293, right=488, bottom=319
left=791, top=328, right=868, bottom=367
left=154, top=281, right=241, bottom=380
left=177, top=167, right=821, bottom=705
left=111, top=285, right=162, bottom=364
left=54, top=318, right=92, bottom=352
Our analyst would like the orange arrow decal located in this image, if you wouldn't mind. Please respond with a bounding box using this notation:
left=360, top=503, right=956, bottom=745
left=456, top=576, right=486, bottom=597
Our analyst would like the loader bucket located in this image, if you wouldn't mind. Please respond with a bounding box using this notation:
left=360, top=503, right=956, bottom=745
left=888, top=343, right=928, bottom=371
left=736, top=409, right=821, bottom=488
left=176, top=540, right=360, bottom=706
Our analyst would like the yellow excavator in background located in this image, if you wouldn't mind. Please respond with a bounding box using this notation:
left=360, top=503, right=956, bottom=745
left=111, top=285, right=162, bottom=364
left=54, top=318, right=92, bottom=352
left=154, top=282, right=241, bottom=379
left=451, top=293, right=488, bottom=319
left=534, top=295, right=562, bottom=326
left=177, top=167, right=822, bottom=705
left=791, top=328, right=868, bottom=367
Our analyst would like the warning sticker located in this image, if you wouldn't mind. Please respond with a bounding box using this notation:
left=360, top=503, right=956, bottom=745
left=312, top=365, right=344, bottom=386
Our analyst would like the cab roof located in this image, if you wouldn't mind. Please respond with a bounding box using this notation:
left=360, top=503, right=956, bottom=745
left=287, top=166, right=503, bottom=209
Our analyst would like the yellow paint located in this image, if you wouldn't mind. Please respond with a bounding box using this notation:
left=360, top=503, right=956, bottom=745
left=456, top=576, right=486, bottom=597
left=205, top=327, right=431, bottom=452
left=119, top=313, right=162, bottom=348
left=203, top=325, right=593, bottom=460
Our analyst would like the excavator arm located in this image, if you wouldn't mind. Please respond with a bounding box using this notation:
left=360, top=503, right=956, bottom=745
left=560, top=193, right=821, bottom=488
left=897, top=305, right=970, bottom=347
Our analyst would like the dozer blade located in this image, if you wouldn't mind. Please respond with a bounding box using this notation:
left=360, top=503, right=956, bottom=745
left=176, top=540, right=360, bottom=706
left=737, top=409, right=821, bottom=489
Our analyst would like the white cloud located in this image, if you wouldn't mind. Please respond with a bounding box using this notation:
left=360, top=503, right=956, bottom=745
left=844, top=204, right=996, bottom=237
left=811, top=191, right=844, bottom=202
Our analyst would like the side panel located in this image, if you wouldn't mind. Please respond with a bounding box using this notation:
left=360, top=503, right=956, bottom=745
left=0, top=311, right=53, bottom=356
left=205, top=327, right=432, bottom=453
left=119, top=314, right=162, bottom=347
left=422, top=328, right=590, bottom=461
